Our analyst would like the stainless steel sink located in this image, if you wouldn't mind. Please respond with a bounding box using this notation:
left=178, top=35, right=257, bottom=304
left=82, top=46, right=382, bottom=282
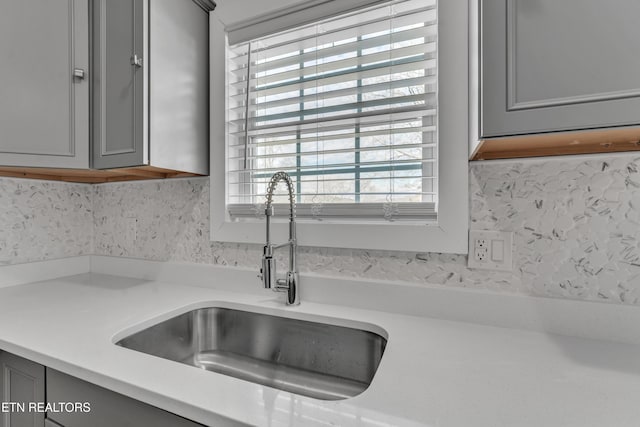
left=116, top=307, right=387, bottom=400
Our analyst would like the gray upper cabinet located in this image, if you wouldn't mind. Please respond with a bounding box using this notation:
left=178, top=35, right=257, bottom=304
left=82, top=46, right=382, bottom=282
left=92, top=0, right=145, bottom=170
left=0, top=0, right=89, bottom=169
left=481, top=0, right=640, bottom=138
left=0, top=0, right=209, bottom=179
left=92, top=0, right=210, bottom=175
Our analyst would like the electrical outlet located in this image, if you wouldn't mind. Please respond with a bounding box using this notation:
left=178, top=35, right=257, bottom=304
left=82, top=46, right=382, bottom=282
left=475, top=241, right=488, bottom=262
left=468, top=230, right=513, bottom=271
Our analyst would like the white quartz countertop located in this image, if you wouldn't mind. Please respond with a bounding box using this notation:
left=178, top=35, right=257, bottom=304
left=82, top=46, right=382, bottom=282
left=1, top=272, right=640, bottom=426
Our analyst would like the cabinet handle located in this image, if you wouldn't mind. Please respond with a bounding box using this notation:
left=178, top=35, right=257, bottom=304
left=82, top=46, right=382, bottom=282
left=73, top=68, right=86, bottom=80
left=131, top=54, right=143, bottom=68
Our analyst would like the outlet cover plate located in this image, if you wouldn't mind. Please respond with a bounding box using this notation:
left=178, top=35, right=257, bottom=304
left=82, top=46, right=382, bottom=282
left=468, top=230, right=513, bottom=271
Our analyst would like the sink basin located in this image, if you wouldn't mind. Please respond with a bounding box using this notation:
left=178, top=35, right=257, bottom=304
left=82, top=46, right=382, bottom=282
left=116, top=307, right=387, bottom=400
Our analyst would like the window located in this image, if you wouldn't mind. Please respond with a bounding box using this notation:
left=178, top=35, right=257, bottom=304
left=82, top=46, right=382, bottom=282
left=228, top=0, right=437, bottom=221
left=211, top=0, right=469, bottom=253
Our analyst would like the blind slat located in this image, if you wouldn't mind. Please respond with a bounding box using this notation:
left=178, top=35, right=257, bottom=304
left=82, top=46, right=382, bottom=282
left=231, top=106, right=435, bottom=134
left=230, top=112, right=436, bottom=143
left=239, top=40, right=435, bottom=86
left=230, top=111, right=433, bottom=138
left=230, top=142, right=435, bottom=162
left=230, top=191, right=435, bottom=198
left=230, top=57, right=435, bottom=96
left=230, top=163, right=428, bottom=179
left=229, top=174, right=436, bottom=186
left=229, top=125, right=436, bottom=148
left=228, top=202, right=437, bottom=221
left=244, top=26, right=436, bottom=73
left=229, top=158, right=434, bottom=175
left=252, top=93, right=433, bottom=126
left=231, top=76, right=436, bottom=114
left=230, top=24, right=436, bottom=73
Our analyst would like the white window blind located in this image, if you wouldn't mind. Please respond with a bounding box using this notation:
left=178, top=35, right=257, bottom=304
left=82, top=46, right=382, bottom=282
left=227, top=0, right=438, bottom=222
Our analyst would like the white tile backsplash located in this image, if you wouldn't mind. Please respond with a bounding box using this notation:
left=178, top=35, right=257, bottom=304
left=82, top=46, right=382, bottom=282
left=3, top=154, right=640, bottom=305
left=93, top=178, right=514, bottom=292
left=0, top=178, right=93, bottom=264
left=471, top=156, right=640, bottom=304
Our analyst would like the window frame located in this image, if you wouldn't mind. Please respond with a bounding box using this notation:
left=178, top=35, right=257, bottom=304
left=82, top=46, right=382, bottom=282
left=210, top=0, right=469, bottom=254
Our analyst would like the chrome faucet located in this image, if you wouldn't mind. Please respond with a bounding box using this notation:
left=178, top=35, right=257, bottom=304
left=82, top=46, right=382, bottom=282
left=258, top=171, right=300, bottom=305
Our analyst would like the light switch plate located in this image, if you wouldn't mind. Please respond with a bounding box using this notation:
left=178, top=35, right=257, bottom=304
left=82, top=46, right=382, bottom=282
left=468, top=230, right=513, bottom=271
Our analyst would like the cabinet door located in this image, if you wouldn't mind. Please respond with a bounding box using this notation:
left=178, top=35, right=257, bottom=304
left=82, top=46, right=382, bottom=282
left=149, top=0, right=209, bottom=175
left=481, top=0, right=640, bottom=137
left=0, top=352, right=45, bottom=427
left=92, top=0, right=147, bottom=169
left=0, top=0, right=89, bottom=169
left=46, top=369, right=203, bottom=427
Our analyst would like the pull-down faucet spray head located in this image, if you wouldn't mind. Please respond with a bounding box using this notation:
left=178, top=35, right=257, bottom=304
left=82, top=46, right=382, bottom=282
left=259, top=172, right=300, bottom=305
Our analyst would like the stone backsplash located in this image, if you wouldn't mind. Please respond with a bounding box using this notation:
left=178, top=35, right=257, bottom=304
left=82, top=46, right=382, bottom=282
left=93, top=154, right=640, bottom=305
left=0, top=179, right=92, bottom=265
left=3, top=154, right=640, bottom=305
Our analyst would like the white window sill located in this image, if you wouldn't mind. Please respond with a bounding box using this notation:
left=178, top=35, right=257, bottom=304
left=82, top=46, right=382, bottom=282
left=210, top=214, right=468, bottom=253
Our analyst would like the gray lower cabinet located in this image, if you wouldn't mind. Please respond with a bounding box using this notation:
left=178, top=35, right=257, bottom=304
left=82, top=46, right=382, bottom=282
left=46, top=369, right=204, bottom=427
left=481, top=0, right=640, bottom=138
left=92, top=0, right=210, bottom=174
left=0, top=352, right=45, bottom=427
left=0, top=0, right=90, bottom=169
left=0, top=352, right=203, bottom=427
